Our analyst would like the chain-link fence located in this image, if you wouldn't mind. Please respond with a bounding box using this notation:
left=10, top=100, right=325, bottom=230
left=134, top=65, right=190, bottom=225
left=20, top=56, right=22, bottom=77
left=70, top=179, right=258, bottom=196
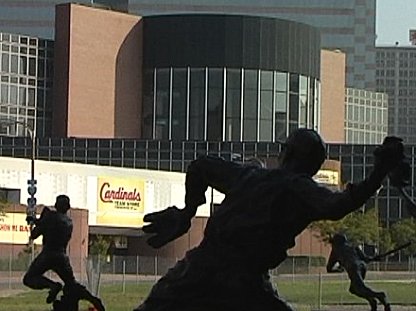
left=1, top=253, right=416, bottom=309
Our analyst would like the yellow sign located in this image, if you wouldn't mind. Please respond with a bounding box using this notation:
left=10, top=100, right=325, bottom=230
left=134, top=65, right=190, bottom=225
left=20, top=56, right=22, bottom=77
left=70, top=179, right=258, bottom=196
left=0, top=213, right=41, bottom=245
left=313, top=169, right=340, bottom=186
left=97, top=177, right=145, bottom=227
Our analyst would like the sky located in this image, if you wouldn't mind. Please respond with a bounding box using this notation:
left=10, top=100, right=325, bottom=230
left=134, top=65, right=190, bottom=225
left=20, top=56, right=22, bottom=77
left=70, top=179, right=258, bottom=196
left=376, top=0, right=416, bottom=46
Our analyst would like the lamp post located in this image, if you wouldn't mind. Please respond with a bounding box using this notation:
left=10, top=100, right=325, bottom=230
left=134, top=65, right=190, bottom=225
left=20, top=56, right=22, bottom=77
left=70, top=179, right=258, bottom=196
left=0, top=119, right=37, bottom=261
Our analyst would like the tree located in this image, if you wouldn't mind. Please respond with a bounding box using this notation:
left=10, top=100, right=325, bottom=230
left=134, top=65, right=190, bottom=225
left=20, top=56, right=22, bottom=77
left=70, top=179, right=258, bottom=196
left=310, top=208, right=379, bottom=245
left=378, top=227, right=394, bottom=254
left=87, top=235, right=112, bottom=296
left=0, top=197, right=9, bottom=216
left=390, top=218, right=416, bottom=256
left=89, top=235, right=111, bottom=258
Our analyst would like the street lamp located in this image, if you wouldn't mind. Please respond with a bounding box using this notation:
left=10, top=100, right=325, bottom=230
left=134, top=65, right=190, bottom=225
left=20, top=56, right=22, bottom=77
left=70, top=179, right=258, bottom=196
left=0, top=118, right=37, bottom=260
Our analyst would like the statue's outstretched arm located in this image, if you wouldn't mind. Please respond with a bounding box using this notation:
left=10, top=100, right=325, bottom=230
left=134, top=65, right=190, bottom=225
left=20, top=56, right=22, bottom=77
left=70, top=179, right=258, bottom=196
left=298, top=136, right=405, bottom=221
left=29, top=206, right=51, bottom=240
left=143, top=155, right=251, bottom=248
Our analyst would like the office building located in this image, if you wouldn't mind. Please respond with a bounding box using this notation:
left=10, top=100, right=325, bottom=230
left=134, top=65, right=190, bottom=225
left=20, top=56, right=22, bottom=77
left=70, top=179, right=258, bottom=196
left=0, top=1, right=376, bottom=91
left=376, top=45, right=416, bottom=143
left=320, top=49, right=346, bottom=143
left=53, top=4, right=322, bottom=141
left=345, top=88, right=388, bottom=144
left=0, top=32, right=54, bottom=137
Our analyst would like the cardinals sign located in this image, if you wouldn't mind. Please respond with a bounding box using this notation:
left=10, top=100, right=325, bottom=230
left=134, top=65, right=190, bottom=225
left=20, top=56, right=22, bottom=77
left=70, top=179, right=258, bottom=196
left=97, top=177, right=145, bottom=227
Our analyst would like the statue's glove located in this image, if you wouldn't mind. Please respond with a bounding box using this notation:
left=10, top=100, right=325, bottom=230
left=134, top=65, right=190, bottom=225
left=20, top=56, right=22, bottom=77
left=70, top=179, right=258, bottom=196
left=388, top=160, right=411, bottom=188
left=25, top=215, right=36, bottom=225
left=373, top=136, right=405, bottom=174
left=142, top=206, right=192, bottom=248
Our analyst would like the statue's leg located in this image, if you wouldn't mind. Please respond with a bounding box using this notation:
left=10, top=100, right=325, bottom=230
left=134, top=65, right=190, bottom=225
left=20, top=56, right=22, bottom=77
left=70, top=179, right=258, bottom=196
left=62, top=282, right=105, bottom=311
left=22, top=251, right=62, bottom=304
left=350, top=269, right=390, bottom=311
left=375, top=291, right=391, bottom=311
left=349, top=278, right=388, bottom=311
left=51, top=253, right=103, bottom=311
left=53, top=253, right=77, bottom=285
left=74, top=283, right=105, bottom=311
left=58, top=284, right=81, bottom=311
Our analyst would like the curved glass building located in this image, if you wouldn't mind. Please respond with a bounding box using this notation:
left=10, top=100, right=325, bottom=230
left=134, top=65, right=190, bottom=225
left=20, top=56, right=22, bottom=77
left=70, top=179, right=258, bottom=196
left=141, top=15, right=321, bottom=142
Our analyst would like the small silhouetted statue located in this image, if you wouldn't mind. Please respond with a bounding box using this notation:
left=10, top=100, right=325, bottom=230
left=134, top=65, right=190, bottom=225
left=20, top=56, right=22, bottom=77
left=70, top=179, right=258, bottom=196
left=23, top=194, right=105, bottom=311
left=327, top=233, right=390, bottom=311
left=135, top=129, right=404, bottom=311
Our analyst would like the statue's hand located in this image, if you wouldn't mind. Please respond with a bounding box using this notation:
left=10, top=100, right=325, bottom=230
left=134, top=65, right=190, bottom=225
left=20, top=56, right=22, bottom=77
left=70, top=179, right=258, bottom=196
left=142, top=206, right=192, bottom=248
left=374, top=136, right=404, bottom=173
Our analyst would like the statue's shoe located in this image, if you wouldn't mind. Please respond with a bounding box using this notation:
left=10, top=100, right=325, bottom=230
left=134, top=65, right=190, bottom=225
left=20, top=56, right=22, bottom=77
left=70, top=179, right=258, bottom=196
left=46, top=283, right=63, bottom=304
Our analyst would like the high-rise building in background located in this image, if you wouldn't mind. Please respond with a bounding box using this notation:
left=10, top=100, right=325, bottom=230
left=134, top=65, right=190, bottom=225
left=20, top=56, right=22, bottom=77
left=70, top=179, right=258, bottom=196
left=0, top=0, right=376, bottom=91
left=320, top=49, right=346, bottom=143
left=53, top=4, right=322, bottom=142
left=344, top=88, right=388, bottom=144
left=128, top=0, right=377, bottom=91
left=0, top=32, right=54, bottom=137
left=1, top=3, right=348, bottom=142
left=0, top=1, right=128, bottom=38
left=376, top=44, right=416, bottom=144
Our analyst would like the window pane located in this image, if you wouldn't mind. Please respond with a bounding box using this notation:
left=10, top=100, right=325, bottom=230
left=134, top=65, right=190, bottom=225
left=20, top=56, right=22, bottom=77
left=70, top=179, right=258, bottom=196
left=226, top=69, right=241, bottom=141
left=260, top=71, right=273, bottom=91
left=29, top=57, right=36, bottom=76
left=259, top=119, right=272, bottom=141
left=142, top=70, right=154, bottom=138
left=288, top=94, right=299, bottom=133
left=275, top=72, right=287, bottom=92
left=1, top=84, right=8, bottom=103
left=189, top=68, right=205, bottom=140
left=10, top=85, right=17, bottom=104
left=1, top=53, right=9, bottom=72
left=243, top=69, right=257, bottom=141
left=11, top=55, right=18, bottom=74
left=299, top=94, right=307, bottom=127
left=275, top=112, right=286, bottom=141
left=275, top=92, right=287, bottom=113
left=19, top=87, right=26, bottom=106
left=19, top=56, right=27, bottom=75
left=28, top=88, right=35, bottom=107
left=289, top=73, right=299, bottom=93
left=155, top=68, right=170, bottom=139
left=207, top=68, right=223, bottom=140
left=171, top=68, right=187, bottom=140
left=299, top=75, right=308, bottom=95
left=259, top=90, right=272, bottom=141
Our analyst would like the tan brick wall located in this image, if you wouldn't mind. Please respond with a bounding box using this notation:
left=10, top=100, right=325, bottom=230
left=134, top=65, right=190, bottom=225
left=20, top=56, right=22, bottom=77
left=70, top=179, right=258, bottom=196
left=289, top=228, right=331, bottom=259
left=320, top=49, right=346, bottom=143
left=0, top=204, right=89, bottom=274
left=53, top=3, right=143, bottom=138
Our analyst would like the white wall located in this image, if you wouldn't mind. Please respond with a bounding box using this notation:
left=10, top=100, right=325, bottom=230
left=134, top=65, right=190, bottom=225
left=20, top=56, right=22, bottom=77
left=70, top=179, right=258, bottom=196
left=0, top=156, right=224, bottom=227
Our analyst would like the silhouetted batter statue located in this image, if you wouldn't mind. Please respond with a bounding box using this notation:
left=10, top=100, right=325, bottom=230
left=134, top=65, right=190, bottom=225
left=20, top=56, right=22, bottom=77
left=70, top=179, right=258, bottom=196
left=23, top=195, right=105, bottom=311
left=327, top=233, right=390, bottom=311
left=135, top=129, right=404, bottom=311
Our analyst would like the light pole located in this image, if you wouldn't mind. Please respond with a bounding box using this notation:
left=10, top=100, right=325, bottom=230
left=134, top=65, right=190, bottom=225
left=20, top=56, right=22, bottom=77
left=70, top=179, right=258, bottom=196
left=0, top=119, right=37, bottom=261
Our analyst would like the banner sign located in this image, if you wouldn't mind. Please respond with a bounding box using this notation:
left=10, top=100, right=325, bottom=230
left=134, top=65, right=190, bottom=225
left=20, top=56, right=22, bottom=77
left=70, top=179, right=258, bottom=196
left=0, top=213, right=41, bottom=245
left=97, top=177, right=145, bottom=227
left=313, top=169, right=339, bottom=186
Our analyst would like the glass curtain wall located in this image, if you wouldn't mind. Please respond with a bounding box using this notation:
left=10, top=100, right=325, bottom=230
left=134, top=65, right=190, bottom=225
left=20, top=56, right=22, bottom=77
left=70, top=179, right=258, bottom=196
left=143, top=67, right=320, bottom=142
left=0, top=32, right=53, bottom=137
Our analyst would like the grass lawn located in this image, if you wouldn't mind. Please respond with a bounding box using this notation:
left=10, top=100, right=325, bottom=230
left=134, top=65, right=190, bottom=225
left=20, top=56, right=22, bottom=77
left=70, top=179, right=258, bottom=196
left=0, top=279, right=415, bottom=311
